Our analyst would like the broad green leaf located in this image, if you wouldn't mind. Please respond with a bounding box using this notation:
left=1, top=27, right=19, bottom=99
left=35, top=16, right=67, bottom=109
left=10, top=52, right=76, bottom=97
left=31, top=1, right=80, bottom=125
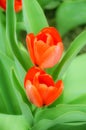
left=14, top=92, right=34, bottom=127
left=0, top=51, right=25, bottom=86
left=12, top=68, right=28, bottom=105
left=0, top=12, right=13, bottom=59
left=61, top=54, right=86, bottom=104
left=37, top=0, right=59, bottom=9
left=18, top=43, right=33, bottom=68
left=14, top=56, right=26, bottom=86
left=16, top=22, right=26, bottom=31
left=48, top=122, right=86, bottom=130
left=6, top=0, right=30, bottom=70
left=52, top=54, right=86, bottom=105
left=0, top=114, right=29, bottom=130
left=37, top=0, right=50, bottom=8
left=52, top=30, right=86, bottom=80
left=22, top=0, right=48, bottom=34
left=0, top=60, right=21, bottom=114
left=44, top=0, right=60, bottom=9
left=0, top=52, right=26, bottom=114
left=35, top=104, right=86, bottom=122
left=0, top=51, right=33, bottom=124
left=56, top=0, right=86, bottom=36
left=0, top=17, right=6, bottom=53
left=32, top=111, right=86, bottom=130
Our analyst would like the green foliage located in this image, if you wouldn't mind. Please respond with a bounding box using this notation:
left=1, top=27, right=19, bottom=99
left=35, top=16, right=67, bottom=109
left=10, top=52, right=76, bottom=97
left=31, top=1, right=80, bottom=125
left=56, top=0, right=86, bottom=36
left=22, top=0, right=48, bottom=34
left=52, top=30, right=86, bottom=80
left=0, top=0, right=86, bottom=130
left=37, top=0, right=60, bottom=9
left=0, top=114, right=29, bottom=130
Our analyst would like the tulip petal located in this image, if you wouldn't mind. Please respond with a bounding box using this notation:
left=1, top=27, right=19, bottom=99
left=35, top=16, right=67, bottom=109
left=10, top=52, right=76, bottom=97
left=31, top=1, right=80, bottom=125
left=36, top=33, right=47, bottom=43
left=0, top=0, right=22, bottom=12
left=40, top=27, right=62, bottom=44
left=45, top=82, right=63, bottom=105
left=26, top=34, right=36, bottom=64
left=14, top=0, right=22, bottom=12
left=46, top=34, right=54, bottom=46
left=0, top=0, right=6, bottom=10
left=55, top=80, right=64, bottom=89
left=34, top=40, right=49, bottom=65
left=40, top=42, right=64, bottom=68
left=39, top=74, right=54, bottom=86
left=25, top=80, right=43, bottom=107
left=38, top=84, right=48, bottom=104
left=33, top=72, right=40, bottom=88
left=36, top=32, right=54, bottom=46
left=24, top=67, right=45, bottom=87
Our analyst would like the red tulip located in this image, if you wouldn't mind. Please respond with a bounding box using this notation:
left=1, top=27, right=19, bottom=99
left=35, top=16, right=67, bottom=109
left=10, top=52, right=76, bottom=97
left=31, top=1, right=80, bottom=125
left=26, top=27, right=64, bottom=69
left=24, top=67, right=64, bottom=107
left=0, top=0, right=22, bottom=12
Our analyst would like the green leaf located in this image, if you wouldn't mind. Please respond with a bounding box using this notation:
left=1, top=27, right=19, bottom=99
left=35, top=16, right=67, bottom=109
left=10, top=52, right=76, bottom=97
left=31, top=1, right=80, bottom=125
left=6, top=0, right=30, bottom=70
left=11, top=68, right=29, bottom=105
left=37, top=0, right=50, bottom=8
left=52, top=30, right=86, bottom=80
left=52, top=54, right=86, bottom=106
left=0, top=50, right=33, bottom=124
left=61, top=54, right=86, bottom=104
left=18, top=43, right=33, bottom=68
left=37, top=0, right=59, bottom=9
left=48, top=122, right=86, bottom=130
left=0, top=50, right=25, bottom=86
left=0, top=51, right=26, bottom=114
left=11, top=66, right=34, bottom=126
left=15, top=92, right=34, bottom=127
left=44, top=0, right=60, bottom=9
left=0, top=18, right=6, bottom=53
left=0, top=114, right=29, bottom=130
left=35, top=104, right=86, bottom=122
left=32, top=111, right=86, bottom=130
left=22, top=0, right=48, bottom=34
left=0, top=12, right=13, bottom=59
left=0, top=59, right=21, bottom=114
left=56, top=0, right=86, bottom=36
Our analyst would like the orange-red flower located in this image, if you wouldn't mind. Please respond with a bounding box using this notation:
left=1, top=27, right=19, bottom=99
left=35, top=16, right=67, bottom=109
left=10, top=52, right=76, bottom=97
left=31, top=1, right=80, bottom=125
left=24, top=67, right=64, bottom=107
left=0, top=0, right=22, bottom=12
left=26, top=27, right=64, bottom=69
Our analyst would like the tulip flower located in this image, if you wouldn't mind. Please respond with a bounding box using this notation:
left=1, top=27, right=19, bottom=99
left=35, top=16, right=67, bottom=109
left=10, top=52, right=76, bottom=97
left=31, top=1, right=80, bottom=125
left=26, top=27, right=64, bottom=69
left=0, top=0, right=22, bottom=12
left=24, top=67, right=64, bottom=107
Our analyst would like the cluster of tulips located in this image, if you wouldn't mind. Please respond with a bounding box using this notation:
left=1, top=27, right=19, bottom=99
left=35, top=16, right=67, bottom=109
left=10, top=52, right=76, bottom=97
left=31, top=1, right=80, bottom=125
left=24, top=27, right=64, bottom=107
left=0, top=0, right=64, bottom=107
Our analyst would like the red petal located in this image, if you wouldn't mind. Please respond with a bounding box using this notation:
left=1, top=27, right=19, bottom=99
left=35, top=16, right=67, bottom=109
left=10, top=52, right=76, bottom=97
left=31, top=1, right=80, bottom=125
left=34, top=40, right=49, bottom=65
left=40, top=27, right=62, bottom=44
left=45, top=81, right=64, bottom=105
left=25, top=80, right=43, bottom=107
left=46, top=34, right=54, bottom=46
left=36, top=33, right=47, bottom=43
left=39, top=74, right=54, bottom=86
left=38, top=84, right=48, bottom=104
left=0, top=0, right=6, bottom=10
left=14, top=0, right=22, bottom=12
left=33, top=72, right=40, bottom=88
left=55, top=80, right=64, bottom=88
left=40, top=42, right=64, bottom=68
left=26, top=34, right=36, bottom=64
left=24, top=67, right=45, bottom=87
left=0, top=0, right=22, bottom=12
